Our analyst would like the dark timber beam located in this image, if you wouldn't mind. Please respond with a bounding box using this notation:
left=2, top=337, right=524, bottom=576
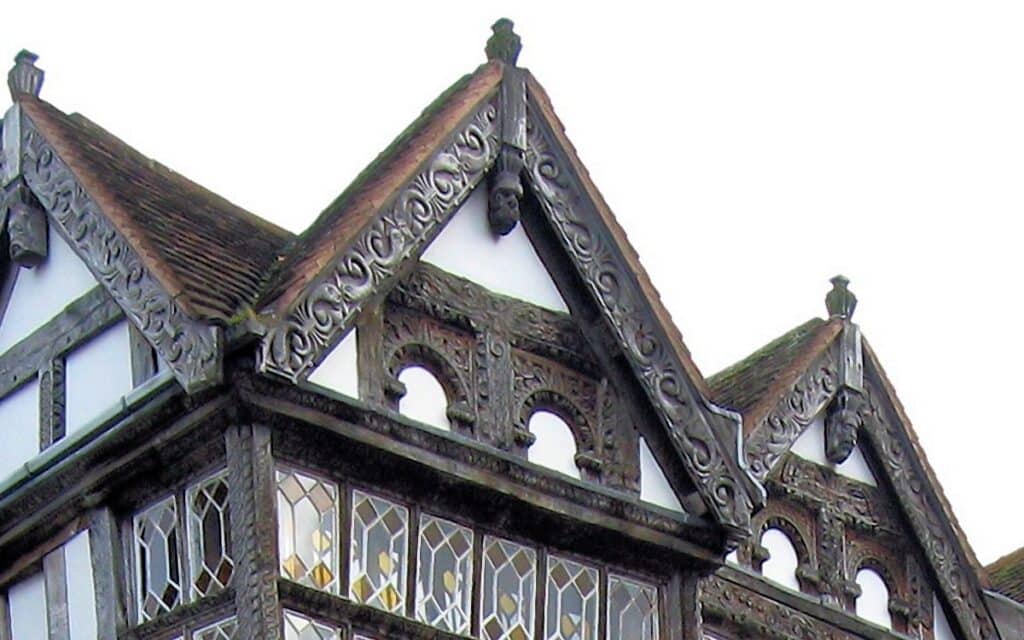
left=88, top=508, right=128, bottom=640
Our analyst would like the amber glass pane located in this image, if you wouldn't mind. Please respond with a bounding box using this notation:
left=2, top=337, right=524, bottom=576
left=133, top=496, right=182, bottom=621
left=276, top=468, right=339, bottom=593
left=607, top=575, right=659, bottom=640
left=283, top=610, right=339, bottom=640
left=545, top=555, right=598, bottom=640
left=350, top=490, right=409, bottom=613
left=187, top=470, right=233, bottom=598
left=480, top=535, right=536, bottom=640
left=416, top=514, right=473, bottom=633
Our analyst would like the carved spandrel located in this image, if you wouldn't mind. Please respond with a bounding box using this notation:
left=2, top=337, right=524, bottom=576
left=525, top=108, right=754, bottom=536
left=260, top=99, right=500, bottom=382
left=20, top=120, right=222, bottom=392
left=745, top=348, right=840, bottom=482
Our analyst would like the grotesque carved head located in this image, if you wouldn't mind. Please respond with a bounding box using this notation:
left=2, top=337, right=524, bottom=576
left=487, top=169, right=523, bottom=236
left=825, top=388, right=864, bottom=464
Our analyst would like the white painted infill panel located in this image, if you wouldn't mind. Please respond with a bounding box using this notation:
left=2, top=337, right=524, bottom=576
left=639, top=437, right=685, bottom=513
left=856, top=568, right=892, bottom=629
left=8, top=572, right=48, bottom=640
left=527, top=411, right=580, bottom=479
left=0, top=224, right=99, bottom=354
left=422, top=186, right=569, bottom=313
left=65, top=530, right=98, bottom=640
left=790, top=411, right=877, bottom=486
left=934, top=595, right=958, bottom=640
left=397, top=366, right=450, bottom=431
left=65, top=321, right=133, bottom=436
left=0, top=378, right=39, bottom=481
left=760, top=528, right=801, bottom=591
left=308, top=330, right=359, bottom=399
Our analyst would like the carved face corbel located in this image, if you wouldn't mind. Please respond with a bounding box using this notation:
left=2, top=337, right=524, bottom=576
left=825, top=387, right=866, bottom=464
left=487, top=149, right=524, bottom=235
left=3, top=181, right=48, bottom=267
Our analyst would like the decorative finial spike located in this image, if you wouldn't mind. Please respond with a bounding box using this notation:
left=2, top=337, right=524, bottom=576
left=485, top=18, right=522, bottom=65
left=825, top=275, right=857, bottom=319
left=8, top=49, right=44, bottom=99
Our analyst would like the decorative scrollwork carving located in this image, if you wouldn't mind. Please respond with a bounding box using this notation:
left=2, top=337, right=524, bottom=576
left=525, top=108, right=753, bottom=535
left=745, top=349, right=840, bottom=482
left=260, top=100, right=500, bottom=382
left=512, top=349, right=598, bottom=455
left=20, top=119, right=221, bottom=392
left=859, top=377, right=998, bottom=640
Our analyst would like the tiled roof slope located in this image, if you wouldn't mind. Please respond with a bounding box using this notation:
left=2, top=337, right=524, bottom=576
left=707, top=317, right=842, bottom=433
left=259, top=61, right=503, bottom=313
left=987, top=547, right=1024, bottom=603
left=18, top=94, right=293, bottom=322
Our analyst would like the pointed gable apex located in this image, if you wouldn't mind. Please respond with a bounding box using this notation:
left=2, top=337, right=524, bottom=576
left=256, top=36, right=760, bottom=537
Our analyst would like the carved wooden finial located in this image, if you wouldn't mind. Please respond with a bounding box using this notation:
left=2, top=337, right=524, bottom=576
left=825, top=275, right=857, bottom=319
left=8, top=50, right=44, bottom=99
left=486, top=18, right=522, bottom=65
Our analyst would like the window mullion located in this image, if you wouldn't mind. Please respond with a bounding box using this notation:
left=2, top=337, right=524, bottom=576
left=405, top=504, right=421, bottom=620
left=535, top=547, right=547, bottom=640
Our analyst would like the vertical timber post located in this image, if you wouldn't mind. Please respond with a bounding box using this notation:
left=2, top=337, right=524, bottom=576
left=226, top=421, right=282, bottom=638
left=88, top=507, right=128, bottom=640
left=678, top=572, right=703, bottom=640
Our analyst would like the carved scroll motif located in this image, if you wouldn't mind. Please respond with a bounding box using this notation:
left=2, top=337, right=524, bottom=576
left=702, top=576, right=854, bottom=640
left=745, top=349, right=840, bottom=482
left=20, top=120, right=221, bottom=392
left=260, top=100, right=500, bottom=382
left=525, top=112, right=753, bottom=535
left=859, top=381, right=998, bottom=640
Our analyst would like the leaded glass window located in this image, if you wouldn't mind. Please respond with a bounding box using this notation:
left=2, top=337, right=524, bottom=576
left=277, top=468, right=339, bottom=593
left=283, top=610, right=339, bottom=640
left=545, top=555, right=598, bottom=640
left=416, top=514, right=473, bottom=633
left=187, top=471, right=233, bottom=598
left=350, top=490, right=408, bottom=613
left=133, top=496, right=182, bottom=622
left=480, top=536, right=536, bottom=640
left=193, top=616, right=238, bottom=640
left=607, top=575, right=659, bottom=640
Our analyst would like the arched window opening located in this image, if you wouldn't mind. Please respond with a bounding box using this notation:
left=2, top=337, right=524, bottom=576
left=527, top=410, right=580, bottom=480
left=759, top=528, right=801, bottom=592
left=398, top=366, right=450, bottom=431
left=855, top=568, right=892, bottom=630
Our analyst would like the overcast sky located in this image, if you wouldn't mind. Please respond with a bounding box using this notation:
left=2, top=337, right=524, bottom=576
left=7, top=2, right=1022, bottom=564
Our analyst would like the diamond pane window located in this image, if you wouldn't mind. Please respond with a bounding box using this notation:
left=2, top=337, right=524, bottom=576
left=187, top=471, right=233, bottom=598
left=607, top=575, right=659, bottom=640
left=480, top=535, right=536, bottom=640
left=283, top=610, right=339, bottom=640
left=276, top=468, right=339, bottom=593
left=350, top=490, right=409, bottom=613
left=133, top=496, right=182, bottom=622
left=194, top=616, right=238, bottom=640
left=416, top=514, right=473, bottom=633
left=545, top=555, right=598, bottom=640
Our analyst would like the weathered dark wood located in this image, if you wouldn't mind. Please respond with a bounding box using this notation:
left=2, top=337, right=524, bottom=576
left=38, top=356, right=66, bottom=449
left=42, top=544, right=69, bottom=640
left=87, top=507, right=128, bottom=640
left=679, top=573, right=702, bottom=640
left=121, top=588, right=233, bottom=640
left=356, top=309, right=386, bottom=406
left=0, top=593, right=10, bottom=640
left=128, top=323, right=157, bottom=388
left=226, top=421, right=282, bottom=639
left=0, top=285, right=120, bottom=400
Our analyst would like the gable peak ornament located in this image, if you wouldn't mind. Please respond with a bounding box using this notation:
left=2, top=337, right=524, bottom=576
left=8, top=50, right=44, bottom=99
left=486, top=18, right=522, bottom=66
left=825, top=274, right=857, bottom=319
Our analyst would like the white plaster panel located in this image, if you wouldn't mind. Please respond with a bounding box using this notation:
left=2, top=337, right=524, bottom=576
left=760, top=528, right=801, bottom=591
left=855, top=568, right=892, bottom=629
left=725, top=549, right=739, bottom=565
left=0, top=225, right=99, bottom=354
left=422, top=186, right=569, bottom=313
left=8, top=571, right=48, bottom=640
left=934, top=595, right=957, bottom=640
left=308, top=330, right=359, bottom=398
left=639, top=437, right=685, bottom=513
left=791, top=411, right=877, bottom=486
left=65, top=321, right=133, bottom=436
left=398, top=366, right=450, bottom=431
left=0, top=378, right=39, bottom=481
left=527, top=411, right=580, bottom=479
left=65, top=530, right=98, bottom=640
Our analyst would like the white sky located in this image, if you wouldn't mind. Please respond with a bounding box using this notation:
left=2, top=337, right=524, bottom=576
left=6, top=2, right=1023, bottom=565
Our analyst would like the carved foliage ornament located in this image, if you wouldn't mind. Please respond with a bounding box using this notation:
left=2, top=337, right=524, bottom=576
left=260, top=99, right=500, bottom=382
left=523, top=109, right=754, bottom=536
left=19, top=117, right=221, bottom=392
